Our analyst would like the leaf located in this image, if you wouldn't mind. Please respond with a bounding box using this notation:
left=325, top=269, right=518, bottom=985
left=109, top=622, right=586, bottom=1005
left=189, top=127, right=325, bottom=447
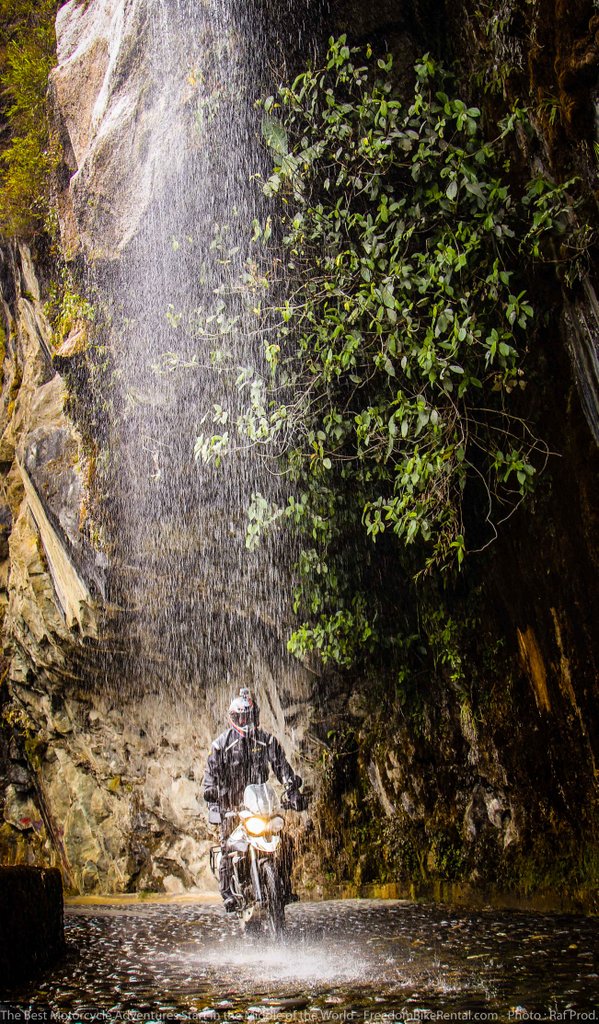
left=381, top=286, right=395, bottom=308
left=262, top=115, right=288, bottom=156
left=465, top=180, right=484, bottom=200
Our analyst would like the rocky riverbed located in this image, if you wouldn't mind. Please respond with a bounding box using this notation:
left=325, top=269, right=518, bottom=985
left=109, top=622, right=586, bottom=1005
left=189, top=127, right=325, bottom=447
left=2, top=898, right=598, bottom=1022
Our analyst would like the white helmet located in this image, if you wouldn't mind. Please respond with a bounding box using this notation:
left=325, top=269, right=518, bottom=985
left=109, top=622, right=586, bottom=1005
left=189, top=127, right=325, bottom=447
left=228, top=688, right=259, bottom=733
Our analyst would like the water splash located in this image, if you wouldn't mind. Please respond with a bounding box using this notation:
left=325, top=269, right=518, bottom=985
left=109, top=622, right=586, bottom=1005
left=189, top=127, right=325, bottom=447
left=190, top=936, right=372, bottom=987
left=9, top=900, right=599, bottom=1015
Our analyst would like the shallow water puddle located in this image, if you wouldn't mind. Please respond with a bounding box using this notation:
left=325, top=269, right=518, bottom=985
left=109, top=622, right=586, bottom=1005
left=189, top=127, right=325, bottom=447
left=2, top=899, right=598, bottom=1022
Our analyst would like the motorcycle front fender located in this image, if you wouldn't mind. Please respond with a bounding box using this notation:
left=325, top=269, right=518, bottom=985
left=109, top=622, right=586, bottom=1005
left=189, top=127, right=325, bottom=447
left=250, top=834, right=281, bottom=854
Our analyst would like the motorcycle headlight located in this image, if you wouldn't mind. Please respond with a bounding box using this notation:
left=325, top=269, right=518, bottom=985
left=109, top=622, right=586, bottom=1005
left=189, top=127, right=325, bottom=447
left=245, top=816, right=268, bottom=836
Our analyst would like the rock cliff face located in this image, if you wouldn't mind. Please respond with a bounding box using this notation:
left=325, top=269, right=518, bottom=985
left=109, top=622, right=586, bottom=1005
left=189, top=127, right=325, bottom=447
left=310, top=0, right=599, bottom=907
left=0, top=240, right=310, bottom=889
left=0, top=0, right=597, bottom=902
left=0, top=239, right=100, bottom=887
left=0, top=243, right=311, bottom=889
left=50, top=0, right=195, bottom=258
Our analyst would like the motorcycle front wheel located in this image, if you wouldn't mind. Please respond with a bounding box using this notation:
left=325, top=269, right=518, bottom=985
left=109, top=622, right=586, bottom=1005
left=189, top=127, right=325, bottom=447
left=261, top=860, right=286, bottom=938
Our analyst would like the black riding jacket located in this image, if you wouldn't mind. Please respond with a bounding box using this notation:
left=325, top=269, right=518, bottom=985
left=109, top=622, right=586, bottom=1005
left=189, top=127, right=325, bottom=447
left=203, top=726, right=296, bottom=811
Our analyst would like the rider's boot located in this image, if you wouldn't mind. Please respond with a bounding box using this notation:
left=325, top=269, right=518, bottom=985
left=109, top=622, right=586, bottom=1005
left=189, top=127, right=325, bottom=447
left=222, top=890, right=237, bottom=913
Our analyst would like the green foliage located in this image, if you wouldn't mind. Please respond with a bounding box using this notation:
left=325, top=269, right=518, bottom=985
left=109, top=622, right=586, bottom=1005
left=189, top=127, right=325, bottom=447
left=44, top=267, right=95, bottom=348
left=194, top=38, right=574, bottom=668
left=0, top=0, right=59, bottom=237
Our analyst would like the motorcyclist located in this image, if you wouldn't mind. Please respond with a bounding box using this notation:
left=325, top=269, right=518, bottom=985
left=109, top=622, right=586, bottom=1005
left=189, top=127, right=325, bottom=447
left=203, top=687, right=306, bottom=912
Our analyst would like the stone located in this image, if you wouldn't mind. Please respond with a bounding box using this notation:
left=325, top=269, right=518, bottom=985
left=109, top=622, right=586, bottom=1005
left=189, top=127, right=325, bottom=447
left=162, top=874, right=185, bottom=894
left=0, top=502, right=12, bottom=560
left=169, top=777, right=202, bottom=823
left=50, top=0, right=195, bottom=257
left=3, top=785, right=41, bottom=830
left=53, top=323, right=89, bottom=360
left=0, top=866, right=65, bottom=984
left=6, top=762, right=32, bottom=791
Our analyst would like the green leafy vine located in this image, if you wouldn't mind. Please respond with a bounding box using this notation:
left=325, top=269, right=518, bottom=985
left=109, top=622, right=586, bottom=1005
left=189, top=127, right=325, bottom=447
left=191, top=38, right=576, bottom=668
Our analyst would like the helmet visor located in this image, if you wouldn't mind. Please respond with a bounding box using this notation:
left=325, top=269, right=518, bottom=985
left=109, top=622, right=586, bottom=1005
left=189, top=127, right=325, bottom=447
left=231, top=709, right=254, bottom=727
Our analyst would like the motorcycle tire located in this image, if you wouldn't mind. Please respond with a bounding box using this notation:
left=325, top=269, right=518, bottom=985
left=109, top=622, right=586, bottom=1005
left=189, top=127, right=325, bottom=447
left=261, top=860, right=286, bottom=939
left=242, top=909, right=262, bottom=936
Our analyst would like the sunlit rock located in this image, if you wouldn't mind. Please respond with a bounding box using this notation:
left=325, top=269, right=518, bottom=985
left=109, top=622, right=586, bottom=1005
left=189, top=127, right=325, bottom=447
left=50, top=0, right=194, bottom=257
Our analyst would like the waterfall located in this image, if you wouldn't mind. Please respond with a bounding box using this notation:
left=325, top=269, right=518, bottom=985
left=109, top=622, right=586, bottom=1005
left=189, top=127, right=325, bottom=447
left=62, top=0, right=320, bottom=714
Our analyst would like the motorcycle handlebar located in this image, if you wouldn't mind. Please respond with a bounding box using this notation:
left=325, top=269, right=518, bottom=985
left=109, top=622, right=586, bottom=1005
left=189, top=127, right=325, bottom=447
left=208, top=787, right=310, bottom=823
left=281, top=791, right=309, bottom=812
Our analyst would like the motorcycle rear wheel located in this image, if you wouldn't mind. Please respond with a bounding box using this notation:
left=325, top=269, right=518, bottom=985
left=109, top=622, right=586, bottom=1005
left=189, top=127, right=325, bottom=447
left=261, top=860, right=286, bottom=938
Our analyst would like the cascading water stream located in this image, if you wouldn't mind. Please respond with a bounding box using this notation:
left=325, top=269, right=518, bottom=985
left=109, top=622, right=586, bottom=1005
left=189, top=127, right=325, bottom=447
left=89, top=0, right=319, bottom=717
left=38, top=0, right=335, bottom=895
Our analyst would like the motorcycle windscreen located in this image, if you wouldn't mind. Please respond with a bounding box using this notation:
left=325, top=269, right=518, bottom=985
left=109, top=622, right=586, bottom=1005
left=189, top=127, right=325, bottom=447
left=243, top=782, right=281, bottom=815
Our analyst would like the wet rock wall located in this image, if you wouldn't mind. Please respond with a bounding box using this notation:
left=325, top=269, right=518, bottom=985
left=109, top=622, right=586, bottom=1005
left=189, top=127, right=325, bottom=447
left=0, top=239, right=233, bottom=894
left=305, top=0, right=599, bottom=907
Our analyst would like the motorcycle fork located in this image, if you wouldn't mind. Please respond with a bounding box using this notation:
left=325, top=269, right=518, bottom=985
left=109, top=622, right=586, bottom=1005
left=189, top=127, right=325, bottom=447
left=249, top=845, right=263, bottom=904
left=230, top=856, right=241, bottom=899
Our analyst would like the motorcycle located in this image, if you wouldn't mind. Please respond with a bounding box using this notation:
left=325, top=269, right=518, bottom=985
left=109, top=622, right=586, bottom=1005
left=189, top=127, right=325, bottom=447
left=210, top=781, right=303, bottom=937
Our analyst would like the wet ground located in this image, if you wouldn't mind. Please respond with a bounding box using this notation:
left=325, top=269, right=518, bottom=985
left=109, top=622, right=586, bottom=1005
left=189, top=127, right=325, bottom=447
left=2, top=898, right=599, bottom=1022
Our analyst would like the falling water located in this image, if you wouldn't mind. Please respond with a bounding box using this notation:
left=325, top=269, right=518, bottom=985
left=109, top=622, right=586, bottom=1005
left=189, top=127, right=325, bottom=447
left=88, top=0, right=320, bottom=716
